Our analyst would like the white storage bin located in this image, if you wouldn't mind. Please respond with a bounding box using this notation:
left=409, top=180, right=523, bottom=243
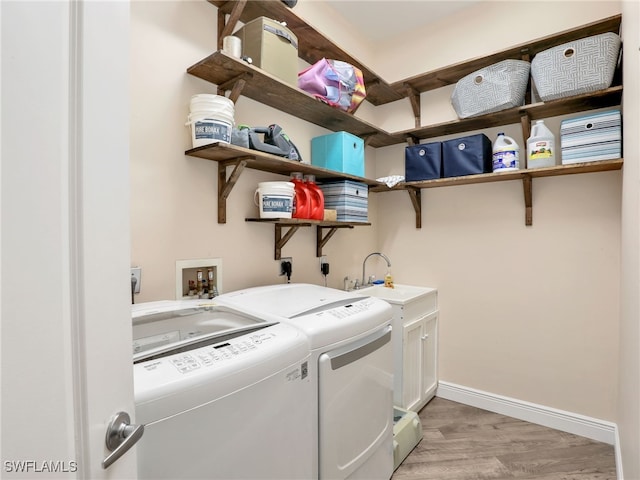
left=531, top=32, right=621, bottom=102
left=451, top=59, right=530, bottom=119
left=393, top=407, right=423, bottom=471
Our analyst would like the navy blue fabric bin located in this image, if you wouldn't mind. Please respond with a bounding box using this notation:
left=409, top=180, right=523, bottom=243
left=405, top=142, right=442, bottom=181
left=442, top=134, right=493, bottom=177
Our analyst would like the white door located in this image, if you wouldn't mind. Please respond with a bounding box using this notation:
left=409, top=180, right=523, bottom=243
left=1, top=1, right=137, bottom=478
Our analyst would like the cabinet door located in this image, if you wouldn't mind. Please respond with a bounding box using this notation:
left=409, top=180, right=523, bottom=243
left=421, top=312, right=438, bottom=403
left=402, top=316, right=425, bottom=411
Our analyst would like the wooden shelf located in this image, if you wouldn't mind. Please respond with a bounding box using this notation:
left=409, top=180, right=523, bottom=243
left=189, top=5, right=624, bottom=233
left=372, top=159, right=623, bottom=192
left=393, top=14, right=621, bottom=94
left=187, top=52, right=622, bottom=149
left=245, top=218, right=371, bottom=226
left=186, top=142, right=383, bottom=223
left=189, top=10, right=622, bottom=149
left=397, top=86, right=623, bottom=143
left=371, top=159, right=624, bottom=227
left=187, top=51, right=400, bottom=148
left=245, top=218, right=371, bottom=259
left=208, top=0, right=403, bottom=106
left=187, top=142, right=383, bottom=186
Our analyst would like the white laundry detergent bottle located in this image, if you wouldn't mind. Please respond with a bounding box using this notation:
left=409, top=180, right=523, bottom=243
left=527, top=120, right=556, bottom=169
left=492, top=132, right=520, bottom=172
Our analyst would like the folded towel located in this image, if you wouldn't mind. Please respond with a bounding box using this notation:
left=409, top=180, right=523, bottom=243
left=376, top=175, right=405, bottom=188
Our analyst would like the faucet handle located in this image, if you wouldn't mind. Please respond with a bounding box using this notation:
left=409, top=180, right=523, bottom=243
left=353, top=279, right=360, bottom=289
left=368, top=275, right=376, bottom=285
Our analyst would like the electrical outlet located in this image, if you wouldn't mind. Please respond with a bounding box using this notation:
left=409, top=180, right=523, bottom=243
left=320, top=255, right=330, bottom=277
left=279, top=257, right=292, bottom=276
left=131, top=267, right=141, bottom=293
left=320, top=255, right=328, bottom=272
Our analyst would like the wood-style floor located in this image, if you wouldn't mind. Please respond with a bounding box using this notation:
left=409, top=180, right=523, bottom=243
left=392, top=397, right=617, bottom=480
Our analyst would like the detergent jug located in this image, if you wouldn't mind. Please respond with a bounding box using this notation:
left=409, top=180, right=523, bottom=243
left=304, top=174, right=325, bottom=220
left=492, top=132, right=520, bottom=172
left=290, top=172, right=310, bottom=219
left=527, top=120, right=556, bottom=168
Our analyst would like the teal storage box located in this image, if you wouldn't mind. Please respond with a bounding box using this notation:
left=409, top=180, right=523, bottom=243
left=311, top=132, right=365, bottom=177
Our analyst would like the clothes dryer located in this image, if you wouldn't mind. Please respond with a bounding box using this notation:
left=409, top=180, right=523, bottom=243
left=216, top=284, right=394, bottom=480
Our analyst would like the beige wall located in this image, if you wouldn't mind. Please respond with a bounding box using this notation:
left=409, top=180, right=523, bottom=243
left=369, top=1, right=623, bottom=423
left=130, top=0, right=627, bottom=430
left=130, top=1, right=380, bottom=299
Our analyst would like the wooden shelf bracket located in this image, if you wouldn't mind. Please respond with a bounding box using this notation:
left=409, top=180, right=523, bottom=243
left=316, top=224, right=354, bottom=257
left=361, top=133, right=377, bottom=147
left=218, top=158, right=248, bottom=223
left=518, top=110, right=533, bottom=226
left=217, top=0, right=247, bottom=49
left=245, top=218, right=370, bottom=259
left=275, top=223, right=306, bottom=260
left=522, top=175, right=533, bottom=226
left=405, top=84, right=421, bottom=128
left=407, top=187, right=422, bottom=229
left=520, top=112, right=532, bottom=148
left=218, top=74, right=250, bottom=102
left=405, top=134, right=420, bottom=146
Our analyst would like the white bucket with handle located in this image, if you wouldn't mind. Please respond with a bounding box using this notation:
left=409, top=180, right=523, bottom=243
left=186, top=94, right=235, bottom=148
left=254, top=182, right=295, bottom=219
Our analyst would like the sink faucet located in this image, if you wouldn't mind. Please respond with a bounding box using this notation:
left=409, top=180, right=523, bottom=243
left=362, top=252, right=391, bottom=287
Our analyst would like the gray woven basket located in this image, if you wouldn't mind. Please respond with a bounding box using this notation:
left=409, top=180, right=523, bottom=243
left=531, top=32, right=621, bottom=102
left=451, top=59, right=530, bottom=119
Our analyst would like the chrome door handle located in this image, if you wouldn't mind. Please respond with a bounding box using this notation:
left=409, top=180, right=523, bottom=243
left=421, top=334, right=429, bottom=341
left=102, top=411, right=144, bottom=469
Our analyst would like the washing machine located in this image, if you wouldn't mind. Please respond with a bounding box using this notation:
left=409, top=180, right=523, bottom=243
left=132, top=300, right=278, bottom=358
left=132, top=301, right=314, bottom=479
left=216, top=283, right=395, bottom=480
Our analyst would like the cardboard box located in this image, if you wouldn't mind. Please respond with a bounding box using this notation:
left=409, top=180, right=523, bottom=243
left=442, top=134, right=492, bottom=177
left=561, top=110, right=621, bottom=164
left=323, top=209, right=337, bottom=221
left=235, top=17, right=298, bottom=87
left=405, top=142, right=442, bottom=181
left=311, top=132, right=365, bottom=177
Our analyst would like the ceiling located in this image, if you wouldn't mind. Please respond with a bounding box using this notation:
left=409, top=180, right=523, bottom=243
left=322, top=1, right=481, bottom=43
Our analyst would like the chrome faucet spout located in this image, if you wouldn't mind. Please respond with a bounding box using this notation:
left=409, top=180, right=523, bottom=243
left=362, top=252, right=392, bottom=287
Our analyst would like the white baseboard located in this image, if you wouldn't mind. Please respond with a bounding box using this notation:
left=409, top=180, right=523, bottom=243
left=614, top=425, right=624, bottom=480
left=436, top=381, right=617, bottom=446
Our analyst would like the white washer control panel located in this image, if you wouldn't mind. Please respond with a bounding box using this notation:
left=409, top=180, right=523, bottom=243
left=168, top=331, right=274, bottom=374
left=320, top=297, right=378, bottom=320
left=134, top=322, right=311, bottom=414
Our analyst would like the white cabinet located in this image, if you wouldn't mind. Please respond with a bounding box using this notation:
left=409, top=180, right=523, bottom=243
left=402, top=311, right=438, bottom=412
left=354, top=284, right=438, bottom=412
